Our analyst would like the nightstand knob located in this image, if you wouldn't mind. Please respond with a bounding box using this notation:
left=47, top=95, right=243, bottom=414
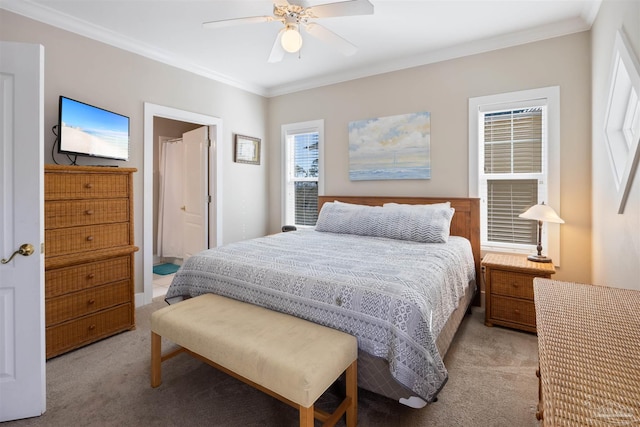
left=514, top=309, right=521, bottom=315
left=511, top=281, right=519, bottom=288
left=87, top=299, right=95, bottom=305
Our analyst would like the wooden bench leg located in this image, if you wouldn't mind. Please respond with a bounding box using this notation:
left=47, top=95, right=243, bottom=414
left=299, top=404, right=314, bottom=427
left=345, top=360, right=358, bottom=427
left=151, top=332, right=162, bottom=388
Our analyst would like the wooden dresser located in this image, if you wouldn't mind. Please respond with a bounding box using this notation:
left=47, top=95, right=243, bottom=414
left=44, top=164, right=138, bottom=359
left=482, top=253, right=555, bottom=333
left=534, top=279, right=640, bottom=425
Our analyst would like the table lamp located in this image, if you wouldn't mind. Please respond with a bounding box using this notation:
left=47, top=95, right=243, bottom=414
left=518, top=202, right=564, bottom=263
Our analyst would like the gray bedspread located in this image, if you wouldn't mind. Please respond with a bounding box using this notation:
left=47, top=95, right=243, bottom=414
left=165, top=229, right=475, bottom=402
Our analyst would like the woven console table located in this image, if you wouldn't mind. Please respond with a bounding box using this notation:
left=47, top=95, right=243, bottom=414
left=534, top=278, right=640, bottom=426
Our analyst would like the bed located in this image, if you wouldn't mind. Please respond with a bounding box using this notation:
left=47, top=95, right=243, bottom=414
left=164, top=196, right=481, bottom=408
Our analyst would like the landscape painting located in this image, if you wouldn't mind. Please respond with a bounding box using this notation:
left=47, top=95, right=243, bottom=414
left=348, top=112, right=431, bottom=181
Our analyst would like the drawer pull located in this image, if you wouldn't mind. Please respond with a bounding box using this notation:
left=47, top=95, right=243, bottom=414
left=88, top=324, right=96, bottom=331
left=87, top=299, right=95, bottom=305
left=510, top=282, right=519, bottom=288
left=514, top=309, right=521, bottom=315
left=85, top=210, right=94, bottom=215
left=87, top=273, right=95, bottom=279
left=86, top=236, right=94, bottom=242
left=84, top=183, right=93, bottom=189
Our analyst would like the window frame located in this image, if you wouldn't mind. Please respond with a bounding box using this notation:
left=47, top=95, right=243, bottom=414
left=281, top=119, right=325, bottom=228
left=469, top=87, right=561, bottom=264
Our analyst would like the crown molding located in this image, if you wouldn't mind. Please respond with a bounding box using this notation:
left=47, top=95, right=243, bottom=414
left=1, top=0, right=268, bottom=96
left=2, top=0, right=600, bottom=98
left=266, top=15, right=594, bottom=97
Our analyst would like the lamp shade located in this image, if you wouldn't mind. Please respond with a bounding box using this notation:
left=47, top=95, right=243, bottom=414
left=519, top=202, right=564, bottom=224
left=281, top=25, right=303, bottom=53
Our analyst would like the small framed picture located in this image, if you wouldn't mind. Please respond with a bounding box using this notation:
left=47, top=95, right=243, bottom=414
left=234, top=134, right=261, bottom=165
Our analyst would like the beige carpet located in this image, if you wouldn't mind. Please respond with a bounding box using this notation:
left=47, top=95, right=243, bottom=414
left=6, top=298, right=540, bottom=426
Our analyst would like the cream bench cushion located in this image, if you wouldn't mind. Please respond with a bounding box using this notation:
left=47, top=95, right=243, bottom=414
left=150, top=293, right=358, bottom=426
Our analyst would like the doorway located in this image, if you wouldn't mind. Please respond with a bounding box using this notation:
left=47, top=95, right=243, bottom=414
left=154, top=124, right=210, bottom=297
left=142, top=103, right=223, bottom=306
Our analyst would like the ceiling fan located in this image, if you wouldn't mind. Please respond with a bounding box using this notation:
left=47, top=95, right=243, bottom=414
left=202, top=0, right=374, bottom=63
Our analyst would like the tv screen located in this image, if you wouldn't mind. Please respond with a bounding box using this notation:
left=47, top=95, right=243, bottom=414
left=58, top=96, right=130, bottom=161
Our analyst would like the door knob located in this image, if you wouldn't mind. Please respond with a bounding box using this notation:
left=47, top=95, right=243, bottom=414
left=1, top=243, right=35, bottom=264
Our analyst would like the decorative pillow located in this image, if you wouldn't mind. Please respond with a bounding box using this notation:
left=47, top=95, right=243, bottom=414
left=315, top=201, right=454, bottom=243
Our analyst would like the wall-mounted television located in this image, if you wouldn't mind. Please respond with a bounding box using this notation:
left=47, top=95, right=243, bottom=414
left=58, top=96, right=130, bottom=161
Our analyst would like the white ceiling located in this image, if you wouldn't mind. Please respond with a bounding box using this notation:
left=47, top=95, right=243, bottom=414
left=3, top=0, right=601, bottom=97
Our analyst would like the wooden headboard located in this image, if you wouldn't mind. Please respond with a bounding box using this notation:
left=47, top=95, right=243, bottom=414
left=318, top=196, right=481, bottom=307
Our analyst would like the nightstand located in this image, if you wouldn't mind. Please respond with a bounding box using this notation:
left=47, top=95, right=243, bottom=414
left=482, top=253, right=555, bottom=333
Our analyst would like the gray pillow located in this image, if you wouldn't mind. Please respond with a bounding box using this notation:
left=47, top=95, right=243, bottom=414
left=315, top=201, right=454, bottom=243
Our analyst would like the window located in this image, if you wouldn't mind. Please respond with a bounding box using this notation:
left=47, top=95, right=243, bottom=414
left=281, top=120, right=324, bottom=227
left=469, top=87, right=561, bottom=262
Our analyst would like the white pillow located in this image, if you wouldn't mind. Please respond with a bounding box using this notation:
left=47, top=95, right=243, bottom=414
left=383, top=202, right=451, bottom=210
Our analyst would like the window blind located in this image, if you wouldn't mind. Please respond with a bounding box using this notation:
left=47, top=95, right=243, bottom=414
left=487, top=179, right=538, bottom=244
left=483, top=107, right=543, bottom=245
left=294, top=182, right=318, bottom=226
left=289, top=132, right=319, bottom=226
left=484, top=108, right=542, bottom=174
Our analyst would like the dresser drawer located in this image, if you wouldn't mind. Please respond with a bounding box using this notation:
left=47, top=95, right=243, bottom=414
left=490, top=295, right=536, bottom=328
left=45, top=199, right=129, bottom=229
left=46, top=280, right=131, bottom=325
left=45, top=223, right=130, bottom=257
left=46, top=303, right=133, bottom=359
left=45, top=172, right=130, bottom=200
left=46, top=256, right=130, bottom=298
left=490, top=270, right=535, bottom=299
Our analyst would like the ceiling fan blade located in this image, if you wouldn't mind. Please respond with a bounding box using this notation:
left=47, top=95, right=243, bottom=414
left=306, top=0, right=374, bottom=19
left=268, top=29, right=286, bottom=63
left=203, top=16, right=275, bottom=29
left=304, top=22, right=357, bottom=56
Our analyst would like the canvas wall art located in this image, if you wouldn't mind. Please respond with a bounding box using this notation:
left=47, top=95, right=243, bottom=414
left=348, top=112, right=431, bottom=181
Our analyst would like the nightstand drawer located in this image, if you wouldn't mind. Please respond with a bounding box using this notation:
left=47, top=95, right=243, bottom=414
left=490, top=295, right=536, bottom=327
left=490, top=270, right=535, bottom=299
left=482, top=253, right=555, bottom=333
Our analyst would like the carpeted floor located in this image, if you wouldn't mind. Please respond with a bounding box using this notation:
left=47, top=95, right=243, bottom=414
left=6, top=299, right=540, bottom=426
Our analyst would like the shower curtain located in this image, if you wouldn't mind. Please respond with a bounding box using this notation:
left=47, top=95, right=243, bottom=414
left=157, top=138, right=185, bottom=258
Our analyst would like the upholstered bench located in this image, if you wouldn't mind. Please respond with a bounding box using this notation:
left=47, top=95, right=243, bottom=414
left=150, top=293, right=358, bottom=427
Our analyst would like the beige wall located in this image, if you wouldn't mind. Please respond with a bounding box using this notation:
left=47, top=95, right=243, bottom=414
left=1, top=10, right=270, bottom=295
left=591, top=0, right=640, bottom=290
left=268, top=32, right=593, bottom=284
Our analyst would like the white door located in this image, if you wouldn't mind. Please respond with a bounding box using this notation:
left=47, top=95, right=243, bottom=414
left=0, top=42, right=46, bottom=422
left=182, top=126, right=209, bottom=259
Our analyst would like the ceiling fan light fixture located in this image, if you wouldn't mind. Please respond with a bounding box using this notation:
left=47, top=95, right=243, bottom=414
left=281, top=25, right=303, bottom=53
